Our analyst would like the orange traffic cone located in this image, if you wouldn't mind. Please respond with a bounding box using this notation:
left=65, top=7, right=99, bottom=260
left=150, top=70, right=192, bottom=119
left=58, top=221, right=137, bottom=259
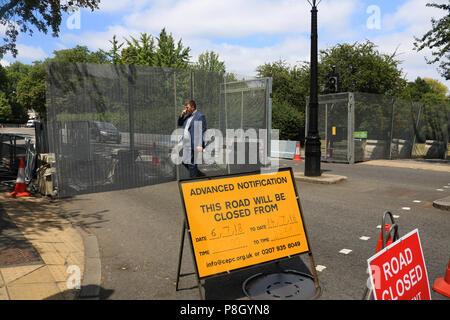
left=152, top=156, right=161, bottom=167
left=293, top=142, right=302, bottom=162
left=376, top=224, right=393, bottom=253
left=433, top=259, right=450, bottom=297
left=9, top=158, right=30, bottom=197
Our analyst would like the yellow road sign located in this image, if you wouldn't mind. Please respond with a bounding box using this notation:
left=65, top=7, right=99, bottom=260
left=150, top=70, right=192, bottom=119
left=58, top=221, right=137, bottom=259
left=179, top=168, right=310, bottom=279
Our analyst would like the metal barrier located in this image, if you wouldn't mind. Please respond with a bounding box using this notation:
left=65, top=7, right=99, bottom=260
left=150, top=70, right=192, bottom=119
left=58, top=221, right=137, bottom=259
left=0, top=133, right=38, bottom=191
left=363, top=210, right=400, bottom=300
left=46, top=63, right=272, bottom=197
left=306, top=92, right=450, bottom=163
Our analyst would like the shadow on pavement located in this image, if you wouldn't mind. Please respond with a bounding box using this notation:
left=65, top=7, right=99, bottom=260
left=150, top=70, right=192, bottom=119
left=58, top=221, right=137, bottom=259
left=42, top=285, right=115, bottom=300
left=0, top=201, right=43, bottom=267
left=200, top=256, right=313, bottom=300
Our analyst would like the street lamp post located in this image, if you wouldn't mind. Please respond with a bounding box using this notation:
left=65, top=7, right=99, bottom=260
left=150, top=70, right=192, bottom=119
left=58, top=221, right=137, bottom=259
left=305, top=0, right=321, bottom=176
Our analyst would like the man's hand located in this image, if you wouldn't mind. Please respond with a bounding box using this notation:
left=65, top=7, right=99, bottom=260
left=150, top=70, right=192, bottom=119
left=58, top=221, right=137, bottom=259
left=181, top=109, right=188, bottom=116
left=196, top=146, right=203, bottom=152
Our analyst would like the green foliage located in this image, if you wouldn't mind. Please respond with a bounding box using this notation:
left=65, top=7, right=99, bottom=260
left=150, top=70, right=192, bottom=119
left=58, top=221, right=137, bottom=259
left=319, top=40, right=406, bottom=96
left=16, top=61, right=46, bottom=119
left=120, top=33, right=156, bottom=66
left=256, top=60, right=309, bottom=113
left=256, top=41, right=409, bottom=142
left=401, top=77, right=448, bottom=104
left=1, top=46, right=112, bottom=121
left=104, top=29, right=191, bottom=68
left=271, top=101, right=305, bottom=141
left=1, top=62, right=30, bottom=122
left=155, top=28, right=191, bottom=68
left=49, top=45, right=109, bottom=64
left=194, top=50, right=226, bottom=73
left=400, top=77, right=450, bottom=141
left=0, top=0, right=101, bottom=58
left=414, top=2, right=450, bottom=80
left=0, top=92, right=13, bottom=122
left=102, top=36, right=124, bottom=65
left=0, top=64, right=7, bottom=92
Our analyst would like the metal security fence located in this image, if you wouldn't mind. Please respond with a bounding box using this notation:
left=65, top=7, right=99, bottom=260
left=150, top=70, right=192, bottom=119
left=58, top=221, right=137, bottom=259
left=0, top=134, right=27, bottom=173
left=46, top=63, right=272, bottom=197
left=306, top=92, right=450, bottom=163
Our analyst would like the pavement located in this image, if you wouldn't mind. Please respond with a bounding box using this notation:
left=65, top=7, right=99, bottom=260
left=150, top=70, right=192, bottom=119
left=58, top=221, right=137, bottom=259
left=0, top=156, right=448, bottom=300
left=0, top=182, right=101, bottom=300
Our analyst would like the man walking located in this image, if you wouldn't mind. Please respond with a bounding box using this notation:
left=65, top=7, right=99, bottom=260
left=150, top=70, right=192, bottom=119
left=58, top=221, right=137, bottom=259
left=178, top=100, right=207, bottom=178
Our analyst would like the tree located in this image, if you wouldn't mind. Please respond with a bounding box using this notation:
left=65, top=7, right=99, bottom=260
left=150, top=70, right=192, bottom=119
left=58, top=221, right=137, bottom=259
left=155, top=28, right=190, bottom=68
left=1, top=62, right=30, bottom=122
left=195, top=50, right=226, bottom=73
left=400, top=77, right=449, bottom=141
left=120, top=33, right=156, bottom=66
left=414, top=2, right=450, bottom=80
left=9, top=46, right=108, bottom=120
left=319, top=41, right=406, bottom=96
left=401, top=77, right=448, bottom=103
left=256, top=60, right=309, bottom=142
left=271, top=101, right=305, bottom=141
left=256, top=60, right=309, bottom=113
left=0, top=0, right=101, bottom=58
left=102, top=35, right=123, bottom=65
left=16, top=61, right=46, bottom=119
left=423, top=77, right=449, bottom=98
left=256, top=41, right=408, bottom=142
left=0, top=64, right=13, bottom=122
left=50, top=45, right=108, bottom=63
left=0, top=63, right=7, bottom=92
left=104, top=29, right=191, bottom=68
left=0, top=93, right=13, bottom=122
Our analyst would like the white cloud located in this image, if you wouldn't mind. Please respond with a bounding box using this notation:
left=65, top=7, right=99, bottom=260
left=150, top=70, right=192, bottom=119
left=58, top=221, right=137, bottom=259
left=4, top=44, right=48, bottom=62
left=60, top=0, right=359, bottom=76
left=374, top=0, right=449, bottom=85
left=0, top=59, right=10, bottom=67
left=204, top=36, right=312, bottom=76
left=374, top=33, right=447, bottom=85
left=60, top=25, right=141, bottom=51
left=382, top=0, right=446, bottom=33
left=97, top=0, right=149, bottom=13
left=57, top=0, right=448, bottom=86
left=124, top=0, right=358, bottom=38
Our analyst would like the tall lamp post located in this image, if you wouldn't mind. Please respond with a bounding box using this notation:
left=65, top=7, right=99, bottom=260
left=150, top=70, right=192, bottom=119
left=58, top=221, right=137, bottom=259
left=305, top=0, right=321, bottom=176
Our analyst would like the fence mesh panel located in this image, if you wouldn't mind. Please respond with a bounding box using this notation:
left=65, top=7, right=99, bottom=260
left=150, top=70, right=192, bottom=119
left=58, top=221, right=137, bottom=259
left=310, top=92, right=449, bottom=163
left=46, top=63, right=271, bottom=197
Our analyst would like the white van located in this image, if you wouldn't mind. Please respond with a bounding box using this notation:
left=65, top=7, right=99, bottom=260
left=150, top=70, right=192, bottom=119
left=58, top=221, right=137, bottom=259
left=26, top=120, right=38, bottom=128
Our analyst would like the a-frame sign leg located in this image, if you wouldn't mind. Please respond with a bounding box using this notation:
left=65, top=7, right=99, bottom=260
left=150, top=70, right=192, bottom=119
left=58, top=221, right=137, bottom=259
left=175, top=220, right=186, bottom=292
left=175, top=219, right=205, bottom=300
left=307, top=252, right=321, bottom=294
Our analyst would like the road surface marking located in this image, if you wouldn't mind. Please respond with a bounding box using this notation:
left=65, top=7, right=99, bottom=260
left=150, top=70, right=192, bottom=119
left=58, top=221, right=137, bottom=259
left=359, top=236, right=370, bottom=241
left=436, top=188, right=444, bottom=191
left=339, top=249, right=352, bottom=255
left=413, top=200, right=421, bottom=203
left=401, top=207, right=411, bottom=210
left=316, top=265, right=327, bottom=272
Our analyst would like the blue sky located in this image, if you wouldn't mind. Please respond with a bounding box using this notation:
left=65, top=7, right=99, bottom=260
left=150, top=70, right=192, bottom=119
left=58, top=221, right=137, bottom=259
left=1, top=0, right=448, bottom=88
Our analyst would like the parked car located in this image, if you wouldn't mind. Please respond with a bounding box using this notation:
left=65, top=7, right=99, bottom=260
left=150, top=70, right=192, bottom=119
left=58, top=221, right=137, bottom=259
left=26, top=120, right=38, bottom=128
left=90, top=121, right=121, bottom=144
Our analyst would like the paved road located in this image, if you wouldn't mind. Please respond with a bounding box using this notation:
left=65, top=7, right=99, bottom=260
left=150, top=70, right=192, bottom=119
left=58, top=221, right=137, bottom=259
left=59, top=159, right=450, bottom=300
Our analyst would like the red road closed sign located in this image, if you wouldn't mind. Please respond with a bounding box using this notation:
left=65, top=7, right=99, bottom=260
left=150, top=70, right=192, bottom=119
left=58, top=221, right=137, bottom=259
left=367, top=229, right=431, bottom=300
